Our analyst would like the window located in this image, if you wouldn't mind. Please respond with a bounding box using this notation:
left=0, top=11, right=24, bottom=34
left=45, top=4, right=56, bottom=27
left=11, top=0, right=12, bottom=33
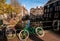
left=55, top=6, right=56, bottom=11
left=57, top=6, right=60, bottom=11
left=58, top=1, right=60, bottom=5
left=45, top=9, right=46, bottom=12
left=50, top=7, right=53, bottom=12
left=44, top=14, right=46, bottom=17
left=49, top=13, right=52, bottom=18
left=47, top=9, right=49, bottom=12
left=53, top=2, right=57, bottom=6
left=54, top=13, right=59, bottom=19
left=48, top=5, right=50, bottom=8
left=55, top=6, right=59, bottom=11
left=46, top=14, right=48, bottom=18
left=57, top=6, right=59, bottom=11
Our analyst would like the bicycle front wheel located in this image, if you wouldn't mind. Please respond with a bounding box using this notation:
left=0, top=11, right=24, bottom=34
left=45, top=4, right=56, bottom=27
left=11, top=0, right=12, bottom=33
left=19, top=30, right=29, bottom=40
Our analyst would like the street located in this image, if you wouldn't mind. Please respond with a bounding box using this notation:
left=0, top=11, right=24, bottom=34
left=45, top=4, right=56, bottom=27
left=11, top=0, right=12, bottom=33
left=0, top=30, right=60, bottom=41
left=0, top=0, right=60, bottom=41
left=40, top=30, right=60, bottom=41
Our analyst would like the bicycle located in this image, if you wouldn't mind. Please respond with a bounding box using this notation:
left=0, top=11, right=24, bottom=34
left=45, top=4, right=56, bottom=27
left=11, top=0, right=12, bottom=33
left=18, top=20, right=45, bottom=40
left=0, top=20, right=45, bottom=41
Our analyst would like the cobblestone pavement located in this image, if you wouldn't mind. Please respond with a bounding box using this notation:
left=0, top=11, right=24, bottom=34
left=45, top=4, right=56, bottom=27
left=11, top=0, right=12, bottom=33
left=0, top=30, right=60, bottom=41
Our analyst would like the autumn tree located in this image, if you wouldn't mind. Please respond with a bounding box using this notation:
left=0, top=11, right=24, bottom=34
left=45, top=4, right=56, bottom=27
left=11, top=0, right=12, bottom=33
left=0, top=0, right=16, bottom=15
left=10, top=0, right=22, bottom=14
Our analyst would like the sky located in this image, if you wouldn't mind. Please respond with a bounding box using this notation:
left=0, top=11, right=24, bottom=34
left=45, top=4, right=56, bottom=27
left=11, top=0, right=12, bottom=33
left=6, top=0, right=48, bottom=11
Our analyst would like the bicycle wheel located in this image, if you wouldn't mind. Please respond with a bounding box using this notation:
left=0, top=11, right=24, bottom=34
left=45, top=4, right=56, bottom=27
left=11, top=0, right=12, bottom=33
left=19, top=30, right=29, bottom=40
left=5, top=28, right=16, bottom=39
left=35, top=27, right=45, bottom=37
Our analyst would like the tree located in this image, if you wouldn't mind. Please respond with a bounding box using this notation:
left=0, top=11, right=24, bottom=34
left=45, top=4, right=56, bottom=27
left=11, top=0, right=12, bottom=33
left=4, top=4, right=15, bottom=14
left=0, top=0, right=22, bottom=18
left=0, top=0, right=6, bottom=3
left=10, top=0, right=22, bottom=14
left=0, top=0, right=15, bottom=15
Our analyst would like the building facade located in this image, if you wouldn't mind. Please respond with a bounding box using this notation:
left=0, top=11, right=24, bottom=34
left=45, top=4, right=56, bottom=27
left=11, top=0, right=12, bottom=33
left=30, top=6, right=44, bottom=21
left=30, top=6, right=44, bottom=16
left=44, top=0, right=60, bottom=21
left=22, top=6, right=28, bottom=16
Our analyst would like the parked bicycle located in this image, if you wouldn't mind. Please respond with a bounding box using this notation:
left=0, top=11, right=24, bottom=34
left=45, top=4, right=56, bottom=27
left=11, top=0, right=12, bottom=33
left=0, top=19, right=45, bottom=41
